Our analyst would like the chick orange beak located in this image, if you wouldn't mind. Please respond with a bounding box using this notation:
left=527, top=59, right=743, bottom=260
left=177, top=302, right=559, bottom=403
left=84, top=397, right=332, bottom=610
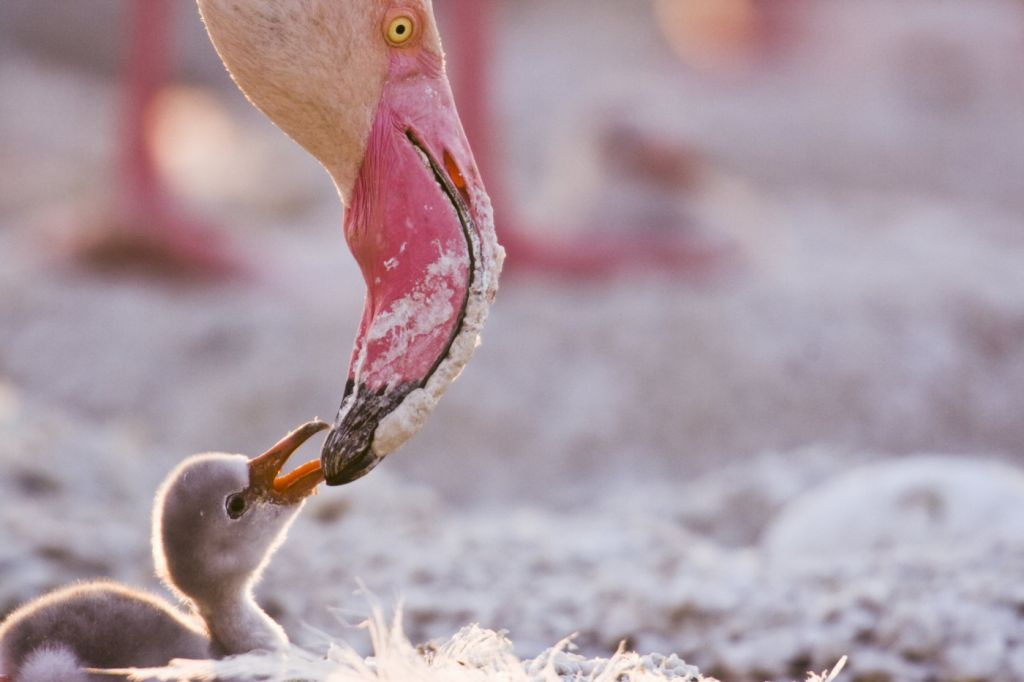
left=249, top=420, right=329, bottom=503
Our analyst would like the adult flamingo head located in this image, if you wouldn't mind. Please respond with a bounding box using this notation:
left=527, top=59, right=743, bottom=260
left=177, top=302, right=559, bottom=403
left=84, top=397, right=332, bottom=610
left=197, top=0, right=503, bottom=485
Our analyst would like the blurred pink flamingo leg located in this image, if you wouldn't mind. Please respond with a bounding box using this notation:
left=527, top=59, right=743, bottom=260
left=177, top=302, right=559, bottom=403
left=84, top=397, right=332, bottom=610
left=444, top=0, right=731, bottom=277
left=75, top=0, right=242, bottom=278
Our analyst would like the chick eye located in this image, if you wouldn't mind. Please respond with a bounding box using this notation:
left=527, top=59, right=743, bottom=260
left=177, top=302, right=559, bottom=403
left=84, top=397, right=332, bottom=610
left=385, top=15, right=415, bottom=45
left=225, top=493, right=247, bottom=519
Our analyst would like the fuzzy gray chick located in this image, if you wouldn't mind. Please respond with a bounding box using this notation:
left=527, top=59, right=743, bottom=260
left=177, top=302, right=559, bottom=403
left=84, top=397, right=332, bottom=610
left=0, top=420, right=328, bottom=682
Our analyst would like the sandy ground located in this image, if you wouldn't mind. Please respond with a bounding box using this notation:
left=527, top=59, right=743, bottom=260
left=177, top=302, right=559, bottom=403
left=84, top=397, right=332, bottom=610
left=2, top=2, right=1024, bottom=681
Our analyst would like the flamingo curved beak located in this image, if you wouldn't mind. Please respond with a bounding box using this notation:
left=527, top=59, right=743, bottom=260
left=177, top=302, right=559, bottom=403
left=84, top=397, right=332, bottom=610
left=321, top=49, right=498, bottom=486
left=249, top=420, right=330, bottom=504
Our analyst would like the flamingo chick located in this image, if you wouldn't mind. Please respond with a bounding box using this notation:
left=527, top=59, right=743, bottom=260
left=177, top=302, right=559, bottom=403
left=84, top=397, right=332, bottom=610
left=0, top=420, right=328, bottom=682
left=196, top=0, right=504, bottom=486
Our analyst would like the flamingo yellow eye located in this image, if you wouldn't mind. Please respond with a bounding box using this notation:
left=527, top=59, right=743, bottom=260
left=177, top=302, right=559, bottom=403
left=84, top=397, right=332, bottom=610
left=386, top=15, right=415, bottom=45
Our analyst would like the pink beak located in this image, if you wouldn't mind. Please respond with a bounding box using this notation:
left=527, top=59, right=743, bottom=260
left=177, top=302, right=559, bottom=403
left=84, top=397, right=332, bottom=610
left=321, top=48, right=492, bottom=485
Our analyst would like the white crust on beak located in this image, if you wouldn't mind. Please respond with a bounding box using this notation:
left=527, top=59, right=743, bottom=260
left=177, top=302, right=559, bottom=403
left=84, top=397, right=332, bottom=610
left=372, top=185, right=504, bottom=455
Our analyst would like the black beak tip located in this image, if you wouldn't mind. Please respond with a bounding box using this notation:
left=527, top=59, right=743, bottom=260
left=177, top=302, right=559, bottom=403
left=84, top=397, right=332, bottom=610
left=323, top=457, right=382, bottom=486
left=320, top=429, right=385, bottom=486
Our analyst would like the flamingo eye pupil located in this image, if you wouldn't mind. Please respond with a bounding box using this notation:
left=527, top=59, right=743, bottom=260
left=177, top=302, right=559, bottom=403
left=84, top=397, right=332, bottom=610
left=386, top=16, right=415, bottom=45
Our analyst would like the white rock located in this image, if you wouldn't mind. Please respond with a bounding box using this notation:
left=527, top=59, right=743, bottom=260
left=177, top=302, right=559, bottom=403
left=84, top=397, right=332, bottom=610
left=763, top=456, right=1024, bottom=556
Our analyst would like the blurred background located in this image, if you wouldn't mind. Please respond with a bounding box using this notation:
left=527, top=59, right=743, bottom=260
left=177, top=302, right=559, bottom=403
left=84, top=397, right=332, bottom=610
left=2, top=1, right=1024, bottom=680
